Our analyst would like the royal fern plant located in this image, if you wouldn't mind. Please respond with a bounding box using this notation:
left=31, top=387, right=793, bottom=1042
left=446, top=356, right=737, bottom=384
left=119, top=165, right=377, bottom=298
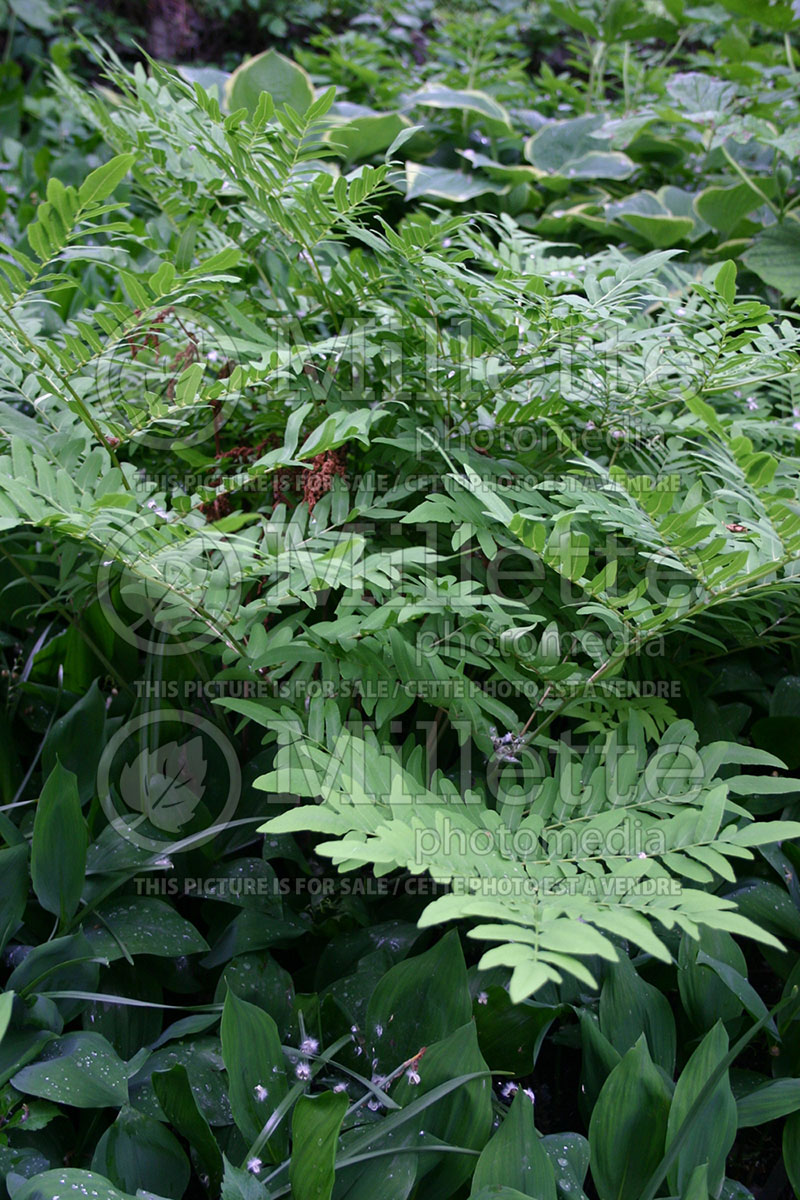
left=2, top=50, right=800, bottom=1002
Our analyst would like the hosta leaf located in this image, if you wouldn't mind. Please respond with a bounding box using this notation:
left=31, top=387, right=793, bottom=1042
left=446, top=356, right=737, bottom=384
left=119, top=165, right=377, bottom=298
left=405, top=163, right=509, bottom=202
left=742, top=221, right=800, bottom=298
left=225, top=49, right=314, bottom=117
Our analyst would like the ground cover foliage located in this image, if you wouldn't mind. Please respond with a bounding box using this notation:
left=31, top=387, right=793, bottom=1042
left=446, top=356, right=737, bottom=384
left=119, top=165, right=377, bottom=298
left=2, top=0, right=800, bottom=1197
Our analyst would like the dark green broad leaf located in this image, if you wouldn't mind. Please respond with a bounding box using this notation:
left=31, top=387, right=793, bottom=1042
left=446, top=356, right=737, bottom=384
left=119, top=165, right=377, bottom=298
left=694, top=951, right=774, bottom=1033
left=6, top=931, right=100, bottom=1023
left=366, top=930, right=472, bottom=1074
left=0, top=1031, right=56, bottom=1090
left=471, top=1190, right=535, bottom=1200
left=0, top=1145, right=52, bottom=1191
left=82, top=897, right=208, bottom=961
left=225, top=49, right=314, bottom=117
left=332, top=1153, right=415, bottom=1200
left=202, top=908, right=309, bottom=969
left=220, top=989, right=288, bottom=1155
left=289, top=1091, right=348, bottom=1200
left=11, top=1032, right=128, bottom=1108
left=678, top=928, right=747, bottom=1031
left=129, top=1037, right=232, bottom=1127
left=577, top=1010, right=621, bottom=1116
left=736, top=1078, right=800, bottom=1127
left=91, top=1106, right=190, bottom=1199
left=723, top=881, right=800, bottom=943
left=215, top=953, right=295, bottom=1041
left=42, top=679, right=106, bottom=805
left=31, top=760, right=86, bottom=926
left=81, top=962, right=163, bottom=1058
left=599, top=954, right=676, bottom=1074
left=743, top=221, right=800, bottom=298
left=770, top=677, right=800, bottom=718
left=588, top=1036, right=672, bottom=1200
left=541, top=1133, right=590, bottom=1200
left=0, top=991, right=13, bottom=1043
left=473, top=983, right=560, bottom=1076
left=390, top=1022, right=492, bottom=1198
left=8, top=1168, right=147, bottom=1200
left=666, top=1021, right=737, bottom=1197
left=0, top=844, right=29, bottom=954
left=153, top=1064, right=223, bottom=1194
left=470, top=1088, right=556, bottom=1198
left=720, top=1179, right=756, bottom=1199
left=784, top=1110, right=800, bottom=1196
left=681, top=1163, right=710, bottom=1199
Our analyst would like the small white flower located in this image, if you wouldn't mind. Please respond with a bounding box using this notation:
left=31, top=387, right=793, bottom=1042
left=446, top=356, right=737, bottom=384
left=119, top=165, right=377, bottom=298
left=375, top=1024, right=383, bottom=1037
left=523, top=1087, right=535, bottom=1104
left=299, top=1036, right=319, bottom=1056
left=207, top=350, right=219, bottom=362
left=746, top=398, right=758, bottom=411
left=477, top=992, right=489, bottom=1005
left=246, top=1158, right=262, bottom=1175
left=500, top=1081, right=518, bottom=1100
left=333, top=1082, right=348, bottom=1093
left=638, top=851, right=647, bottom=859
left=794, top=421, right=800, bottom=432
left=253, top=1084, right=268, bottom=1102
left=367, top=1097, right=381, bottom=1111
left=296, top=1061, right=311, bottom=1080
left=406, top=1067, right=421, bottom=1085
